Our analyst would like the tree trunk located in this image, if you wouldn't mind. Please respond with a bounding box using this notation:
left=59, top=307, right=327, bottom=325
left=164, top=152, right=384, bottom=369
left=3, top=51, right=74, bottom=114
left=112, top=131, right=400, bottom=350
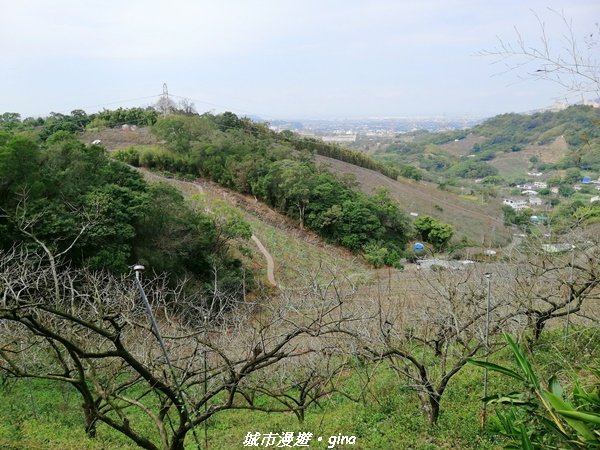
left=82, top=401, right=97, bottom=438
left=533, top=316, right=547, bottom=340
left=428, top=393, right=441, bottom=425
left=418, top=391, right=441, bottom=426
left=170, top=434, right=186, bottom=450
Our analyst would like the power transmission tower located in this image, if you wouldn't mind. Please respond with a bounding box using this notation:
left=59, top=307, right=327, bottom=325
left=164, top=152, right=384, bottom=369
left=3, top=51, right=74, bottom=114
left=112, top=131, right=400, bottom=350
left=160, top=83, right=171, bottom=117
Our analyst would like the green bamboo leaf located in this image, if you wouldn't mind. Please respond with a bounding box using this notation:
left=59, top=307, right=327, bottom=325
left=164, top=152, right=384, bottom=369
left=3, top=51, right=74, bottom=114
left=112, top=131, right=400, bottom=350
left=548, top=375, right=563, bottom=398
left=538, top=415, right=570, bottom=440
left=483, top=392, right=532, bottom=406
left=467, top=358, right=526, bottom=381
left=505, top=334, right=539, bottom=388
left=545, top=391, right=574, bottom=411
left=573, top=384, right=600, bottom=406
left=557, top=410, right=600, bottom=426
left=520, top=426, right=534, bottom=450
left=546, top=392, right=596, bottom=441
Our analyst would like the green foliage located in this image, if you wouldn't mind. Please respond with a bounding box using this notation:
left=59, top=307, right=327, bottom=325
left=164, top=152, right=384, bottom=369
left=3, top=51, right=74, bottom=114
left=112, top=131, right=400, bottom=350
left=397, top=163, right=424, bottom=180
left=413, top=215, right=454, bottom=250
left=469, top=334, right=600, bottom=449
left=373, top=105, right=600, bottom=182
left=450, top=159, right=498, bottom=179
left=502, top=206, right=533, bottom=227
left=112, top=146, right=141, bottom=166
left=482, top=175, right=504, bottom=185
left=142, top=113, right=412, bottom=264
left=551, top=199, right=600, bottom=231
left=559, top=184, right=575, bottom=197
left=152, top=114, right=216, bottom=153
left=0, top=130, right=248, bottom=295
left=282, top=132, right=407, bottom=180
left=88, top=107, right=158, bottom=129
left=564, top=167, right=582, bottom=184
left=362, top=242, right=402, bottom=268
left=0, top=112, right=22, bottom=131
left=473, top=106, right=599, bottom=159
left=0, top=107, right=159, bottom=141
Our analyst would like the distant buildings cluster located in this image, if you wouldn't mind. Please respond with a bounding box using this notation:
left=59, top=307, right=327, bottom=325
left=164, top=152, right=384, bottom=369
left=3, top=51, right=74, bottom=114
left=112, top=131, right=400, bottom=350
left=503, top=175, right=600, bottom=212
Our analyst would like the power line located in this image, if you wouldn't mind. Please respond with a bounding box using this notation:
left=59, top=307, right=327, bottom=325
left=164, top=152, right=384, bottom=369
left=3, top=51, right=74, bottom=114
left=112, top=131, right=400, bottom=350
left=19, top=94, right=164, bottom=119
left=74, top=94, right=163, bottom=113
left=168, top=92, right=283, bottom=122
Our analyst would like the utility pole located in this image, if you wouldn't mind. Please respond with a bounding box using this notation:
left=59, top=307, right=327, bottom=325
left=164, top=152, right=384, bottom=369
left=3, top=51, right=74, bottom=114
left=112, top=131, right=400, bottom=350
left=203, top=315, right=209, bottom=450
left=565, top=246, right=576, bottom=340
left=481, top=272, right=492, bottom=428
left=133, top=265, right=202, bottom=449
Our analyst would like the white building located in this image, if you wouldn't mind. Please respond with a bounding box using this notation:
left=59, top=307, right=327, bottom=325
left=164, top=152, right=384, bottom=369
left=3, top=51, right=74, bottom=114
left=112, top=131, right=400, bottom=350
left=591, top=196, right=600, bottom=203
left=321, top=135, right=357, bottom=143
left=533, top=181, right=547, bottom=189
left=503, top=198, right=529, bottom=210
left=529, top=197, right=543, bottom=206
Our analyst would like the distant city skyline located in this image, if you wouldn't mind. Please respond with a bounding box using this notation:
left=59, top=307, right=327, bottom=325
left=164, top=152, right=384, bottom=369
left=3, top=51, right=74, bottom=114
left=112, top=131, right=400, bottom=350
left=1, top=0, right=598, bottom=120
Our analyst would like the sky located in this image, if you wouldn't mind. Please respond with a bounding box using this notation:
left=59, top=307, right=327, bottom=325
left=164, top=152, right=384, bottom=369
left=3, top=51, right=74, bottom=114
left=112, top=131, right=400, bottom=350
left=1, top=0, right=598, bottom=120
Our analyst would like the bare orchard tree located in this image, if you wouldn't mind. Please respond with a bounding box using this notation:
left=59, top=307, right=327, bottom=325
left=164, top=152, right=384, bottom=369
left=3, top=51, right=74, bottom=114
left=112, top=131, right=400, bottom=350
left=482, top=8, right=599, bottom=97
left=0, top=246, right=358, bottom=450
left=509, top=230, right=600, bottom=340
left=344, top=266, right=517, bottom=425
left=242, top=352, right=346, bottom=424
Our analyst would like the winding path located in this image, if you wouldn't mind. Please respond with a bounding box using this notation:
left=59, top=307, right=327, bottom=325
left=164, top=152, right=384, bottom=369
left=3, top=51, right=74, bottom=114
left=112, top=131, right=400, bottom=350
left=134, top=167, right=278, bottom=286
left=251, top=235, right=277, bottom=287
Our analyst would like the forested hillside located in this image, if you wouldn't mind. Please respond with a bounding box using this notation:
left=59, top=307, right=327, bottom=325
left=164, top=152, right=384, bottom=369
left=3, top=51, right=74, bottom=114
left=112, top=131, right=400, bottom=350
left=375, top=105, right=600, bottom=181
left=113, top=113, right=417, bottom=267
left=2, top=109, right=448, bottom=267
left=0, top=128, right=250, bottom=296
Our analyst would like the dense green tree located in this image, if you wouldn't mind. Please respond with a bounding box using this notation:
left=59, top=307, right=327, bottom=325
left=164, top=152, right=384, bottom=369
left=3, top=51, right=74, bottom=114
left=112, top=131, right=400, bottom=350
left=112, top=113, right=415, bottom=263
left=502, top=205, right=533, bottom=227
left=0, top=129, right=247, bottom=296
left=414, top=215, right=454, bottom=250
left=559, top=185, right=575, bottom=197
left=450, top=159, right=498, bottom=179
left=0, top=112, right=22, bottom=130
left=564, top=167, right=582, bottom=184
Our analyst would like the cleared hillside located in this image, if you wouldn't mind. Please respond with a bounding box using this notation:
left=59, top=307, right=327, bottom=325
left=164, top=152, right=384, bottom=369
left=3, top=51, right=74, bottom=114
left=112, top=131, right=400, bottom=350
left=316, top=155, right=510, bottom=245
left=82, top=125, right=510, bottom=246
left=438, top=134, right=486, bottom=156
left=489, top=135, right=569, bottom=178
left=135, top=167, right=369, bottom=286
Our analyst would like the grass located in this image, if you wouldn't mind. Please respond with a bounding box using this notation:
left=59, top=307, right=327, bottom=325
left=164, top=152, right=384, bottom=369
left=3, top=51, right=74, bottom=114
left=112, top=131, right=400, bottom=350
left=135, top=167, right=368, bottom=287
left=315, top=155, right=511, bottom=245
left=4, top=328, right=596, bottom=450
left=0, top=368, right=499, bottom=450
left=0, top=379, right=138, bottom=450
left=246, top=216, right=369, bottom=287
left=489, top=136, right=569, bottom=179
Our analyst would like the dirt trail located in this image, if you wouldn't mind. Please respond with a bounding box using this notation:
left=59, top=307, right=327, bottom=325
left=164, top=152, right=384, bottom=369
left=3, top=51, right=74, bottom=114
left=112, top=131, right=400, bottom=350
left=251, top=235, right=277, bottom=287
left=134, top=167, right=280, bottom=287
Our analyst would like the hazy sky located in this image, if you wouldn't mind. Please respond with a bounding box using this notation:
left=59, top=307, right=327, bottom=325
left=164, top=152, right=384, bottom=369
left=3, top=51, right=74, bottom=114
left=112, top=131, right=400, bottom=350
left=1, top=0, right=598, bottom=119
